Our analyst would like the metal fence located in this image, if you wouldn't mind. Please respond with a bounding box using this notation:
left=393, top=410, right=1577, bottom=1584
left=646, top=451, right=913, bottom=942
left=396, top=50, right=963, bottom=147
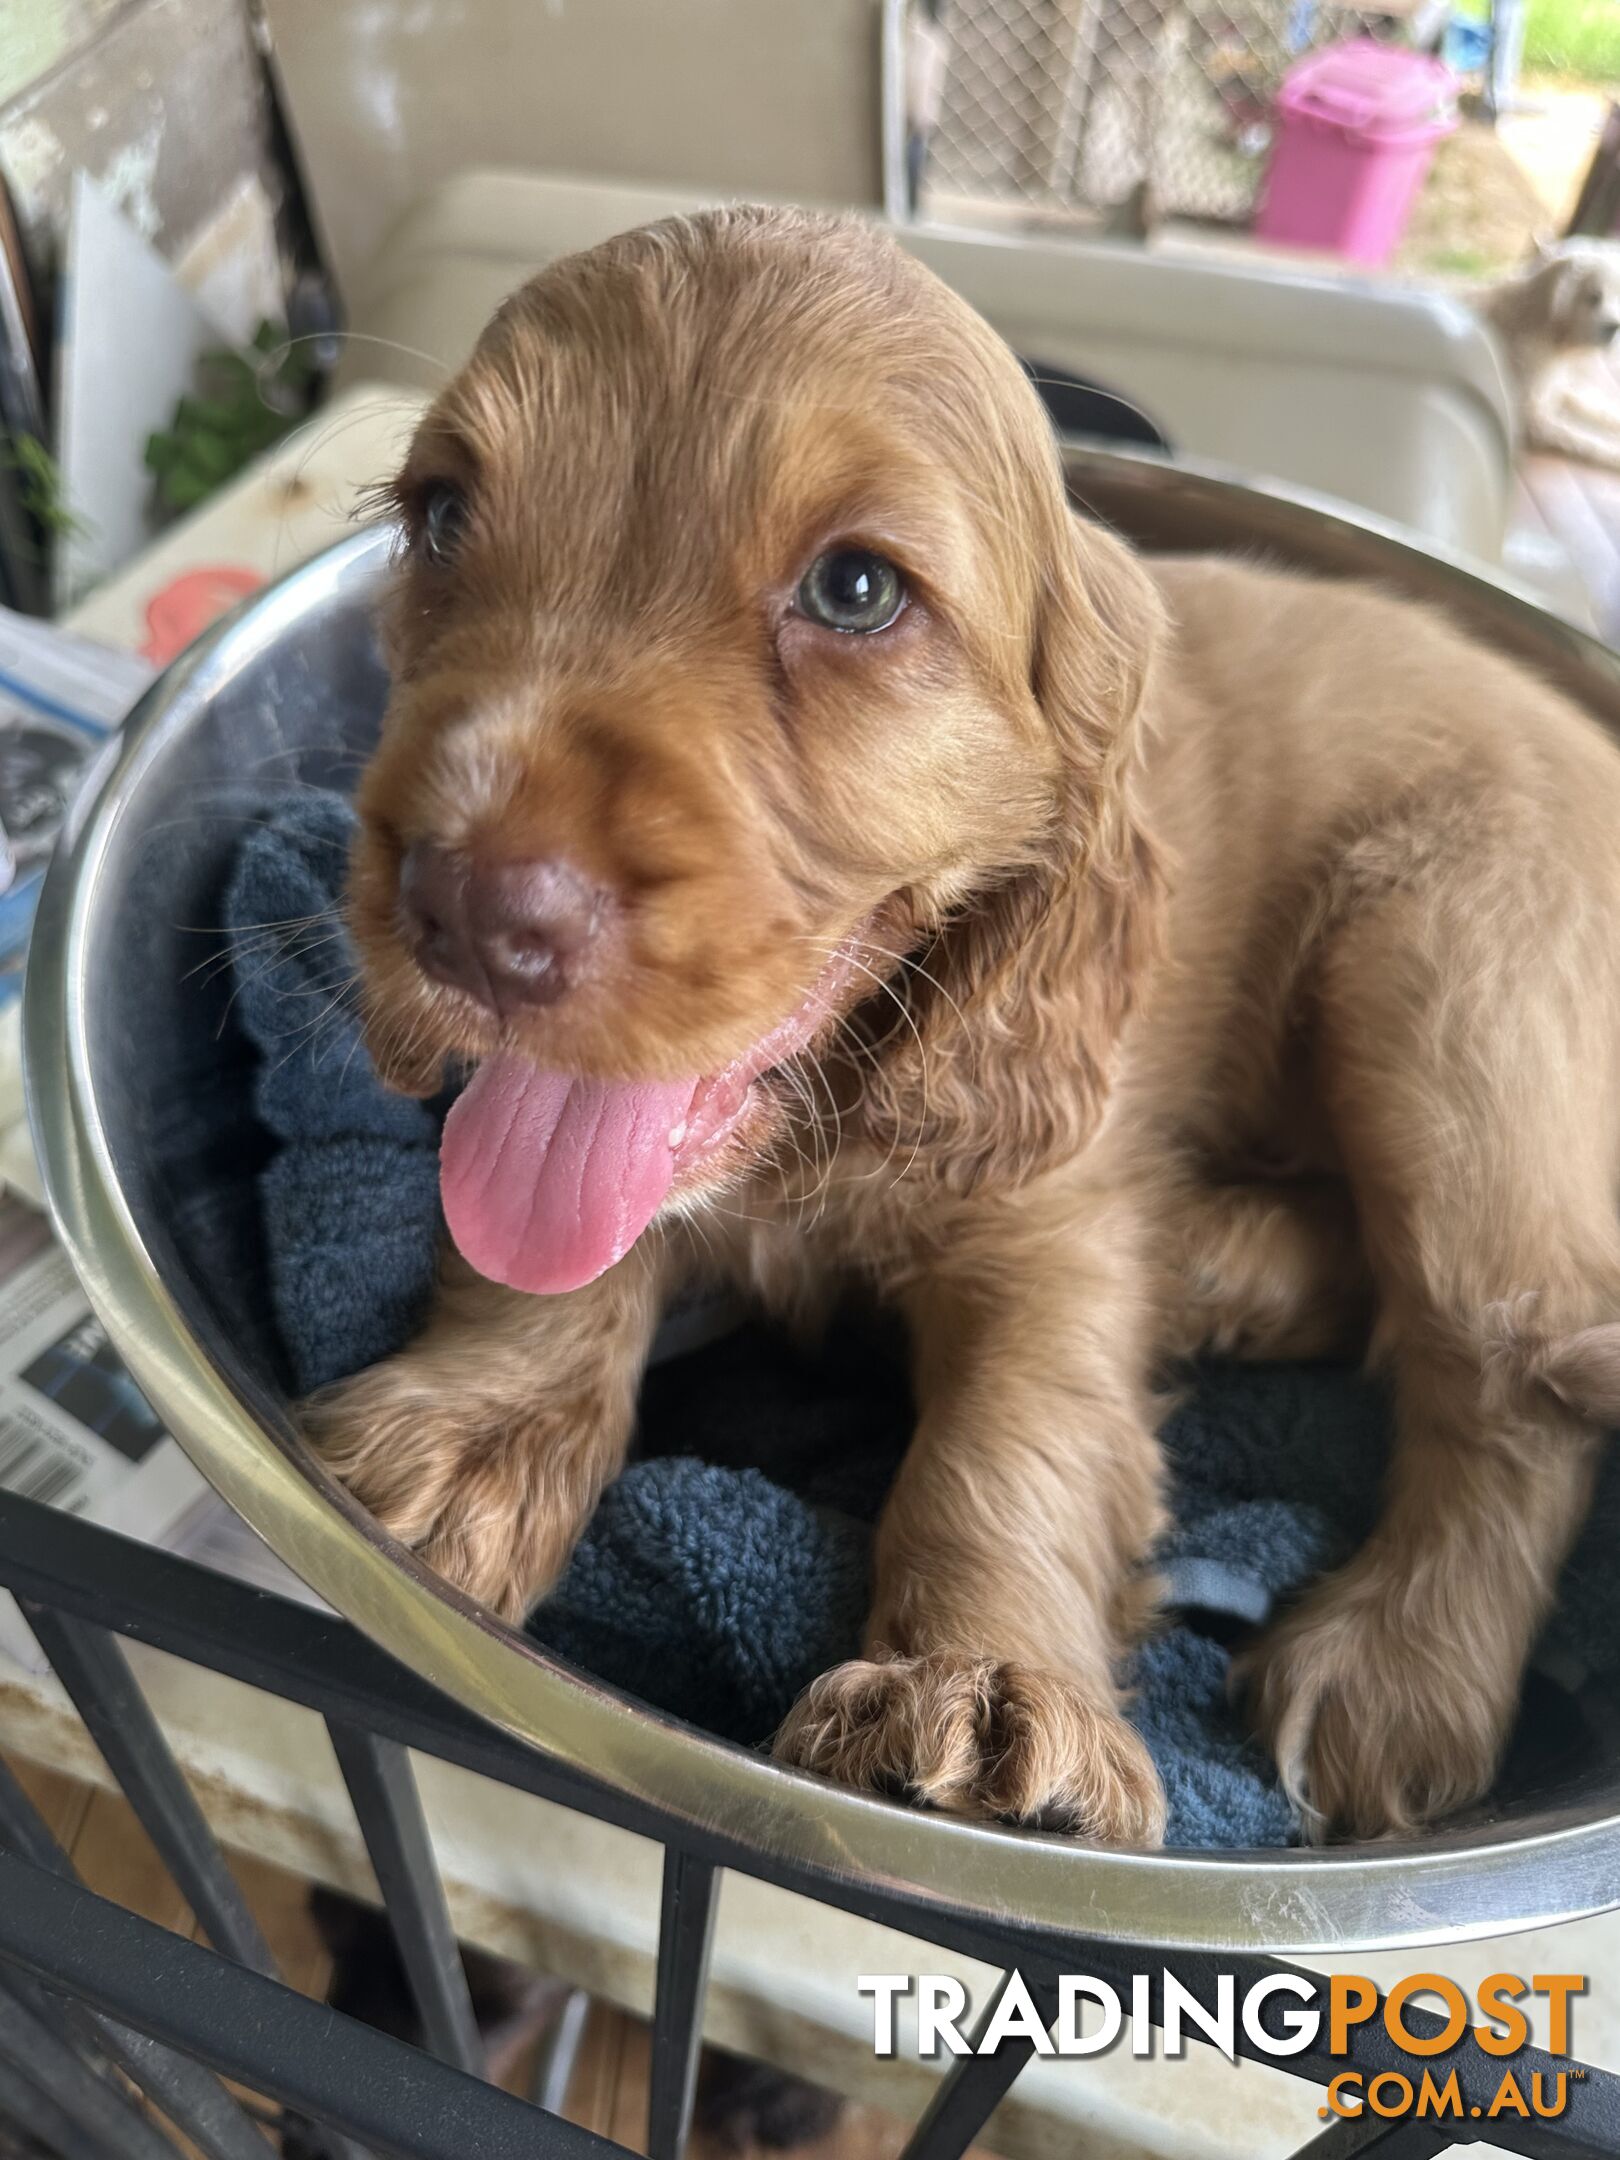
left=0, top=1488, right=1618, bottom=2160
left=909, top=0, right=1416, bottom=229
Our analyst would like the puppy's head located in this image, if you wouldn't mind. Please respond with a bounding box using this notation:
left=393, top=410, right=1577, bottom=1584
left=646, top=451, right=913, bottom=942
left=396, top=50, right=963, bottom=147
left=1529, top=240, right=1620, bottom=352
left=352, top=207, right=1162, bottom=1294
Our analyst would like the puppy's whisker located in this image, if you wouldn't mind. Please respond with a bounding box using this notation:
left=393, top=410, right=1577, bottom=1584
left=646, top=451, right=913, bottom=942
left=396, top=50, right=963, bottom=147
left=773, top=1058, right=835, bottom=1226
left=258, top=974, right=366, bottom=1079
left=865, top=937, right=974, bottom=1047
left=779, top=933, right=930, bottom=1189
left=212, top=923, right=346, bottom=981
left=211, top=931, right=354, bottom=1034
left=790, top=1047, right=844, bottom=1225
left=181, top=911, right=340, bottom=986
left=180, top=906, right=337, bottom=937
left=239, top=961, right=358, bottom=1034
left=807, top=945, right=932, bottom=1191
left=256, top=330, right=453, bottom=383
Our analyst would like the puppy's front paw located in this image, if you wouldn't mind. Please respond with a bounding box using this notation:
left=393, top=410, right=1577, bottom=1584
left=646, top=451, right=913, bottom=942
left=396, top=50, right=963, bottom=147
left=773, top=1651, right=1165, bottom=1843
left=1240, top=1567, right=1511, bottom=1841
left=304, top=1364, right=588, bottom=1623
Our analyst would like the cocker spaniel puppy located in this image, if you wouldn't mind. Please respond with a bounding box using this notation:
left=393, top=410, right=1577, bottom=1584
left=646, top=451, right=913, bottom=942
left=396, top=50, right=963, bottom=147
left=312, top=207, right=1620, bottom=1843
left=1476, top=239, right=1620, bottom=472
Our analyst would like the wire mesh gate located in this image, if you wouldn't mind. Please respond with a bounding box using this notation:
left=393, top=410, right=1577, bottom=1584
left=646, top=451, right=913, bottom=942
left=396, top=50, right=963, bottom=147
left=0, top=1489, right=1618, bottom=2160
left=904, top=0, right=1421, bottom=229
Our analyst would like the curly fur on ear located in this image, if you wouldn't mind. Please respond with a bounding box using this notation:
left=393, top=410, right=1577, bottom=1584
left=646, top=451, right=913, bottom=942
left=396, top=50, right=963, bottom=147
left=866, top=512, right=1169, bottom=1194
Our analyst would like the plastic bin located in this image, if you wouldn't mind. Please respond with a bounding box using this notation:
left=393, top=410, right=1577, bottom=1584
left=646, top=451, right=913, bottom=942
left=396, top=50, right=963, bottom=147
left=1255, top=39, right=1457, bottom=267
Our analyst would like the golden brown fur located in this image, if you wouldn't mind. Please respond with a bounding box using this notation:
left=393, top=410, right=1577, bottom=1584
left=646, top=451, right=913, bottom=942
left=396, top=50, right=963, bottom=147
left=310, top=206, right=1620, bottom=1844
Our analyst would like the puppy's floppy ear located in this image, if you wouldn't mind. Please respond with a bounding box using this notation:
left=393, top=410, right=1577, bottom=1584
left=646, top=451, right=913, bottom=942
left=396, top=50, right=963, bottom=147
left=1032, top=510, right=1165, bottom=856
left=866, top=513, right=1168, bottom=1194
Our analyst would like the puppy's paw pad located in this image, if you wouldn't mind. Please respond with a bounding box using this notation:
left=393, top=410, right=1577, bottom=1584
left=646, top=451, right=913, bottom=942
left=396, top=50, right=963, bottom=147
left=774, top=1651, right=1165, bottom=1844
left=302, top=1372, right=570, bottom=1622
left=977, top=1664, right=1164, bottom=1840
left=302, top=1367, right=449, bottom=1544
left=1241, top=1588, right=1507, bottom=1841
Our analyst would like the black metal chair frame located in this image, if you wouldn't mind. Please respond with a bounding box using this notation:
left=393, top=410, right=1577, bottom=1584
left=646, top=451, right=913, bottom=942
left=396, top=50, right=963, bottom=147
left=1567, top=99, right=1620, bottom=240
left=0, top=1490, right=1615, bottom=2160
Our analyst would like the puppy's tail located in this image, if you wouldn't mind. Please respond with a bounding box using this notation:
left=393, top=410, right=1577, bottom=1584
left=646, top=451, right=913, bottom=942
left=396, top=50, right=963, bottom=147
left=1534, top=1323, right=1620, bottom=1426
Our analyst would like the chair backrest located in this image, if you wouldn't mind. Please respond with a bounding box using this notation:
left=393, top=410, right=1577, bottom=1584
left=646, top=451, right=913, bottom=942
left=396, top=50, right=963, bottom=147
left=338, top=168, right=1514, bottom=557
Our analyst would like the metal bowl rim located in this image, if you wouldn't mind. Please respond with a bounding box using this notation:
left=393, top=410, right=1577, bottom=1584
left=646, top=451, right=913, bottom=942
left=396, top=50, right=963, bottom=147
left=26, top=454, right=1620, bottom=1955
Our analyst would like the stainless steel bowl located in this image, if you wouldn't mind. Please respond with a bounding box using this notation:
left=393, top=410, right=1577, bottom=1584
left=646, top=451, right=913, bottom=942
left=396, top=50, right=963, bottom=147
left=26, top=450, right=1620, bottom=1955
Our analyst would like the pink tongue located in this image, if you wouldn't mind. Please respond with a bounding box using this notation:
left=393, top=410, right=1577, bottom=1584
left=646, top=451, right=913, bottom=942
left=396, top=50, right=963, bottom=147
left=440, top=1053, right=699, bottom=1295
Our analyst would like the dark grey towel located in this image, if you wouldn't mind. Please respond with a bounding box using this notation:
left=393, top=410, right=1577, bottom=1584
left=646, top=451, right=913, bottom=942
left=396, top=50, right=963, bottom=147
left=224, top=793, right=1620, bottom=1850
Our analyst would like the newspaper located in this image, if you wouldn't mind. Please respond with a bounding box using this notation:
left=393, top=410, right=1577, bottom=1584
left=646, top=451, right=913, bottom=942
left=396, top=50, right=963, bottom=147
left=0, top=606, right=151, bottom=1005
left=0, top=406, right=417, bottom=1675
left=0, top=1190, right=327, bottom=1671
left=0, top=598, right=335, bottom=1676
left=0, top=1196, right=200, bottom=1524
left=0, top=606, right=150, bottom=1198
left=0, top=1187, right=328, bottom=1670
left=0, top=612, right=332, bottom=1676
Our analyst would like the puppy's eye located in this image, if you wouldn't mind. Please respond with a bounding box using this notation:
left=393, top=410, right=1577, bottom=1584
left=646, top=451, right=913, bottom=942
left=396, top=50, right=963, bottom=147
left=419, top=481, right=468, bottom=568
left=796, top=548, right=906, bottom=634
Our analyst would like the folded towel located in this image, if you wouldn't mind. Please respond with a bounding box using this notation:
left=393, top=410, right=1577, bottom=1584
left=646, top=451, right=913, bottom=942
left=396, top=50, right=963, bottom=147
left=225, top=793, right=1620, bottom=1848
left=225, top=793, right=447, bottom=1392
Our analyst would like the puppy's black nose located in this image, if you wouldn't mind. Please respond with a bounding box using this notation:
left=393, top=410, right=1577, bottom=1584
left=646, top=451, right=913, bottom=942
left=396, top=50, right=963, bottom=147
left=399, top=843, right=608, bottom=1013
